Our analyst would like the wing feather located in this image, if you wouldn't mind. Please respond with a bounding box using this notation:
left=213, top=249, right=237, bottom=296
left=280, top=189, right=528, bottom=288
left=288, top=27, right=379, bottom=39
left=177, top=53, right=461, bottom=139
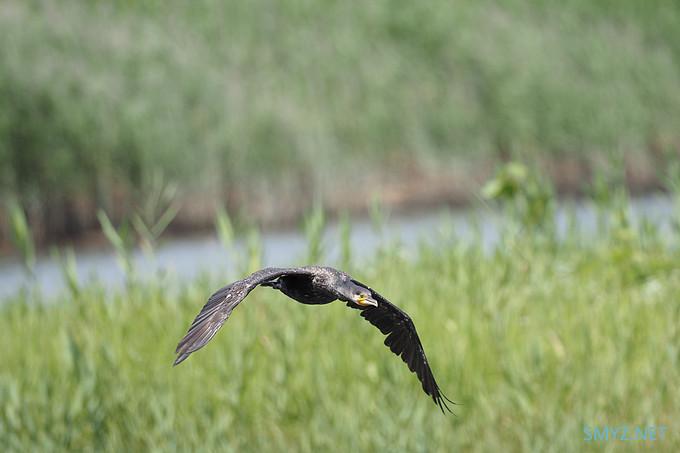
left=174, top=267, right=316, bottom=365
left=350, top=279, right=456, bottom=413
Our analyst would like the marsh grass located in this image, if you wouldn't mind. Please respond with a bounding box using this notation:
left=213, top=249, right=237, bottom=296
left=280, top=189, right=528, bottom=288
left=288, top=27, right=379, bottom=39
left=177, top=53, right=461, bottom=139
left=1, top=196, right=679, bottom=452
left=6, top=198, right=35, bottom=277
left=2, top=0, right=680, bottom=234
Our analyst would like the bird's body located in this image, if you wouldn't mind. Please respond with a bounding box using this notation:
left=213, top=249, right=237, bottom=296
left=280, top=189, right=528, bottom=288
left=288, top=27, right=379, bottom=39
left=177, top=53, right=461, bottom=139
left=174, top=265, right=454, bottom=413
left=261, top=266, right=340, bottom=305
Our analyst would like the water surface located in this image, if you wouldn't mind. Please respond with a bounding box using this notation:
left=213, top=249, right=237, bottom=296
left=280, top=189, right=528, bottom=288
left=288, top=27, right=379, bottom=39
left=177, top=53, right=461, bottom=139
left=0, top=194, right=673, bottom=299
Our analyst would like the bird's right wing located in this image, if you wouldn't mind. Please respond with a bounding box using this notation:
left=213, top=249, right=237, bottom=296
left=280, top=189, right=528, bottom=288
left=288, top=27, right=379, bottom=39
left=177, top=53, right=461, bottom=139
left=349, top=279, right=455, bottom=413
left=174, top=267, right=313, bottom=365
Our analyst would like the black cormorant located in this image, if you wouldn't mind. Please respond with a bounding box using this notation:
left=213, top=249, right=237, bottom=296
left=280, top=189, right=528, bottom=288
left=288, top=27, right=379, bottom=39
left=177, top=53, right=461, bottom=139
left=174, top=266, right=454, bottom=413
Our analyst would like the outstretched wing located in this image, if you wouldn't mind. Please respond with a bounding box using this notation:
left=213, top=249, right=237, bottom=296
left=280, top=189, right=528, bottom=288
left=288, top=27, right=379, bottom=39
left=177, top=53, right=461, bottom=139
left=349, top=279, right=455, bottom=413
left=174, top=267, right=314, bottom=365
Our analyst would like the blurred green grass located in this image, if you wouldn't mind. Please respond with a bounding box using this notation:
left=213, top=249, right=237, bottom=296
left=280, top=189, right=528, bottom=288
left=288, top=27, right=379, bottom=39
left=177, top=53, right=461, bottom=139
left=1, top=207, right=679, bottom=451
left=1, top=0, right=679, bottom=231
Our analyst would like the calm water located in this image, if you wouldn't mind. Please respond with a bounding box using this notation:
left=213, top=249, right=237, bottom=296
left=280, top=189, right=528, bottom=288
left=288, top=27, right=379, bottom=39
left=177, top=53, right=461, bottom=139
left=0, top=194, right=673, bottom=299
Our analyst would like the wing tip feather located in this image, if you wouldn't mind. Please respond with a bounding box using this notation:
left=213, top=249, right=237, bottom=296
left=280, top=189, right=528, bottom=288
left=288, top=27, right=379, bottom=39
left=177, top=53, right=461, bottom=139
left=173, top=351, right=191, bottom=366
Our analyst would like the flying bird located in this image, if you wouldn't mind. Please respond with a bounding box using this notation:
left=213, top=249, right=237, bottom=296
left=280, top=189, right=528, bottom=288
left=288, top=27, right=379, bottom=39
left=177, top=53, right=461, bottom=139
left=174, top=266, right=454, bottom=413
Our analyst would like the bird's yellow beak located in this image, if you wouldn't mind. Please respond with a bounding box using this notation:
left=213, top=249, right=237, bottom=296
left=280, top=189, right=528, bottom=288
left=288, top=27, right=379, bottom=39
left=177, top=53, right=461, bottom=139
left=357, top=294, right=378, bottom=307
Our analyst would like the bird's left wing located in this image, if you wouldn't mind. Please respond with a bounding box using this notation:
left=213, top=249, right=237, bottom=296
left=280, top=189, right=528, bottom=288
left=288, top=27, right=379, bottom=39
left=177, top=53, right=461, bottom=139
left=349, top=279, right=455, bottom=413
left=174, top=267, right=313, bottom=365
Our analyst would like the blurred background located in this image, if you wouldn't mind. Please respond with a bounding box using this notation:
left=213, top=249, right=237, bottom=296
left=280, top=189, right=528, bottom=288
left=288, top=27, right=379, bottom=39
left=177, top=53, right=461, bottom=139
left=1, top=1, right=679, bottom=451
left=2, top=0, right=679, bottom=245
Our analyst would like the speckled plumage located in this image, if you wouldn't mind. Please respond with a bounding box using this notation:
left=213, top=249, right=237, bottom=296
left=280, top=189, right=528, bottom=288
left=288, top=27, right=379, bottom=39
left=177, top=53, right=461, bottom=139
left=174, top=266, right=454, bottom=413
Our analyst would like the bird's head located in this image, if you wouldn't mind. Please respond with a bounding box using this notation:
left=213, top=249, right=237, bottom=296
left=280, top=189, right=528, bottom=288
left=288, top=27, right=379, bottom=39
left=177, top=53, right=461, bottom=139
left=342, top=281, right=378, bottom=307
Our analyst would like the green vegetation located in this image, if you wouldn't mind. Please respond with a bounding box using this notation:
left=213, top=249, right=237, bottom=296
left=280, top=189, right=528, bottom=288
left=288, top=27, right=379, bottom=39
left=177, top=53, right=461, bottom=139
left=5, top=198, right=36, bottom=276
left=2, top=0, right=680, bottom=238
left=1, top=0, right=679, bottom=446
left=1, top=188, right=679, bottom=451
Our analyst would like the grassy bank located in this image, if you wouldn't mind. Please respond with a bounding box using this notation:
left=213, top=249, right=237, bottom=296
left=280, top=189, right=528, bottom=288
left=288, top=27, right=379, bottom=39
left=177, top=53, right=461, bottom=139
left=1, top=0, right=680, bottom=240
left=1, top=196, right=679, bottom=451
